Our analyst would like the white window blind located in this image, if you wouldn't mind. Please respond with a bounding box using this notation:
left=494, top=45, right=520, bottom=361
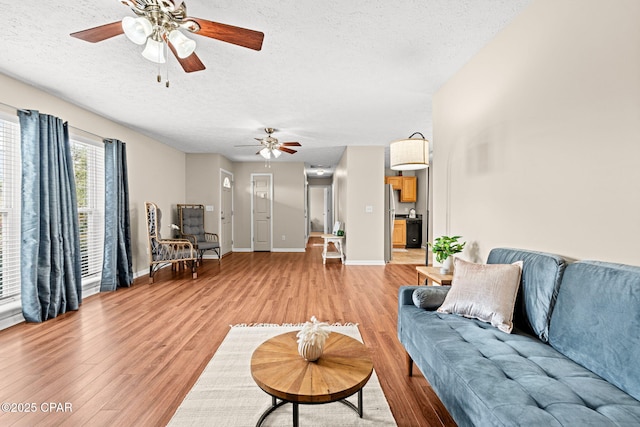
left=70, top=135, right=105, bottom=282
left=0, top=113, right=21, bottom=302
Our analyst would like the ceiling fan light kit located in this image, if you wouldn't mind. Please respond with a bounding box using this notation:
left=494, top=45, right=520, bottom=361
left=122, top=16, right=152, bottom=45
left=141, top=36, right=166, bottom=63
left=168, top=29, right=196, bottom=58
left=260, top=147, right=282, bottom=159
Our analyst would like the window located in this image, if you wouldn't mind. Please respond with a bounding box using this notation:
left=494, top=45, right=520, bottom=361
left=70, top=135, right=104, bottom=283
left=0, top=115, right=105, bottom=306
left=0, top=113, right=20, bottom=302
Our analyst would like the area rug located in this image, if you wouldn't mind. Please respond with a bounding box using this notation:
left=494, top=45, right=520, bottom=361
left=168, top=324, right=397, bottom=427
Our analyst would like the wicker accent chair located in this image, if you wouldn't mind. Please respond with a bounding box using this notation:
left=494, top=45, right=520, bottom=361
left=177, top=204, right=221, bottom=264
left=145, top=202, right=197, bottom=284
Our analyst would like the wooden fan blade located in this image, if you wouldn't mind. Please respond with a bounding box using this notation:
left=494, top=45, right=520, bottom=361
left=70, top=22, right=124, bottom=43
left=280, top=142, right=301, bottom=146
left=167, top=41, right=206, bottom=73
left=190, top=18, right=264, bottom=51
left=278, top=147, right=297, bottom=154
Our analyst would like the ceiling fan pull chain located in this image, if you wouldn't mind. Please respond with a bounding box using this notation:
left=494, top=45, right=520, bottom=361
left=157, top=55, right=162, bottom=83
left=165, top=43, right=170, bottom=88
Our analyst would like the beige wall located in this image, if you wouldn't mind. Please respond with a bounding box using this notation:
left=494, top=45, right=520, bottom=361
left=336, top=146, right=385, bottom=264
left=185, top=153, right=234, bottom=236
left=415, top=168, right=429, bottom=244
left=0, top=73, right=186, bottom=276
left=432, top=0, right=640, bottom=265
left=232, top=162, right=306, bottom=251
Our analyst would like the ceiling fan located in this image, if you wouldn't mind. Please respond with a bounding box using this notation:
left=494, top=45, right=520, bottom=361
left=70, top=0, right=264, bottom=74
left=236, top=128, right=302, bottom=159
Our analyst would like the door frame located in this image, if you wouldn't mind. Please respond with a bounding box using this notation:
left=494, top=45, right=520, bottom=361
left=219, top=168, right=234, bottom=255
left=251, top=173, right=273, bottom=252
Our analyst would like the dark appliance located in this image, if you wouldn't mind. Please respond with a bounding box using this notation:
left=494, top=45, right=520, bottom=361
left=405, top=219, right=422, bottom=249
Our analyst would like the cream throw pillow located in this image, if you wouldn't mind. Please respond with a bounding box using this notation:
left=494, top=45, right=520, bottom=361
left=437, top=258, right=523, bottom=333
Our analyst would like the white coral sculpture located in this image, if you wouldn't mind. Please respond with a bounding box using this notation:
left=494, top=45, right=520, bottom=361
left=296, top=316, right=331, bottom=347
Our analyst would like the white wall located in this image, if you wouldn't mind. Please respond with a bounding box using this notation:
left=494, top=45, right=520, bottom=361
left=335, top=146, right=385, bottom=264
left=432, top=0, right=640, bottom=265
left=0, top=73, right=186, bottom=276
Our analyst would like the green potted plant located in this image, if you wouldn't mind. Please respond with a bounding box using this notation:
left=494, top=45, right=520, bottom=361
left=428, top=235, right=466, bottom=274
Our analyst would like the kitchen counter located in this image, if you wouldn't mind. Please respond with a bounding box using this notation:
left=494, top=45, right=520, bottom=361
left=394, top=214, right=423, bottom=219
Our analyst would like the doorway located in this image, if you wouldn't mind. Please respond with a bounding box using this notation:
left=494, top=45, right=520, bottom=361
left=252, top=173, right=272, bottom=251
left=220, top=169, right=233, bottom=256
left=308, top=185, right=332, bottom=234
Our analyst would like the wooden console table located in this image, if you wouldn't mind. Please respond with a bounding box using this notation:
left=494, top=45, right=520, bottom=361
left=416, top=266, right=453, bottom=286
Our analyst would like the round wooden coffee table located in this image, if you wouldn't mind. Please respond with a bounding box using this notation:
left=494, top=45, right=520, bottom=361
left=250, top=331, right=373, bottom=427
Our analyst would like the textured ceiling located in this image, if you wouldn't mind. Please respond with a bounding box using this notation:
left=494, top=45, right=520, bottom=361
left=0, top=0, right=531, bottom=175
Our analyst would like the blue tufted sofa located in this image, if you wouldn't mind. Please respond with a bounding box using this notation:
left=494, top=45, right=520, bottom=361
left=397, top=248, right=640, bottom=426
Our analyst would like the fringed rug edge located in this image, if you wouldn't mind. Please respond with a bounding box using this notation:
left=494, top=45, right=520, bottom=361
left=230, top=322, right=359, bottom=328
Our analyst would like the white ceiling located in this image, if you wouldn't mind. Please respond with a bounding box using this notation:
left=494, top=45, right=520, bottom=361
left=0, top=0, right=531, bottom=175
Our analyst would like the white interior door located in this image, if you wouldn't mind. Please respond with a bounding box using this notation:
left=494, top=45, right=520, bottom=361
left=252, top=174, right=272, bottom=251
left=220, top=170, right=233, bottom=255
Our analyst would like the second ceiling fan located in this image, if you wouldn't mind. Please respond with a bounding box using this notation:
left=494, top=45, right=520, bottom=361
left=237, top=128, right=301, bottom=160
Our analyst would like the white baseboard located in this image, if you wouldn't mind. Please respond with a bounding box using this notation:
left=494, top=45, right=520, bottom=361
left=345, top=260, right=386, bottom=266
left=0, top=300, right=24, bottom=331
left=231, top=248, right=306, bottom=253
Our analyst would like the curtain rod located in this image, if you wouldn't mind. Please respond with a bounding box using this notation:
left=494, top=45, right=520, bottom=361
left=0, top=100, right=106, bottom=141
left=0, top=100, right=29, bottom=115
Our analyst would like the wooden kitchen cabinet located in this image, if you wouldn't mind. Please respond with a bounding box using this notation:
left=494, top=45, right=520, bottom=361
left=385, top=176, right=403, bottom=191
left=400, top=176, right=417, bottom=202
left=393, top=219, right=406, bottom=248
left=385, top=175, right=417, bottom=202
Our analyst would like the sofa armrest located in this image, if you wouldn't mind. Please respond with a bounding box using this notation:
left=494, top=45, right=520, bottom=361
left=399, top=286, right=420, bottom=307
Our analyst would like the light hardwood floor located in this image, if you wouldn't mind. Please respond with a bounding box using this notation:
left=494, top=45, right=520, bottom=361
left=0, top=238, right=455, bottom=427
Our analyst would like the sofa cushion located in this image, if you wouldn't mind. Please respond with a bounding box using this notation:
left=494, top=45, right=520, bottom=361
left=398, top=286, right=640, bottom=426
left=437, top=258, right=523, bottom=333
left=549, top=261, right=640, bottom=401
left=412, top=286, right=450, bottom=310
left=487, top=248, right=566, bottom=342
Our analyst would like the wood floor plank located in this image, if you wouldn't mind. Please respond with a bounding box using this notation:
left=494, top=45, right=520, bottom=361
left=0, top=238, right=455, bottom=427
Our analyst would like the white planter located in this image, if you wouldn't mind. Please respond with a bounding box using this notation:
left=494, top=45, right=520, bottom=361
left=440, top=256, right=453, bottom=274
